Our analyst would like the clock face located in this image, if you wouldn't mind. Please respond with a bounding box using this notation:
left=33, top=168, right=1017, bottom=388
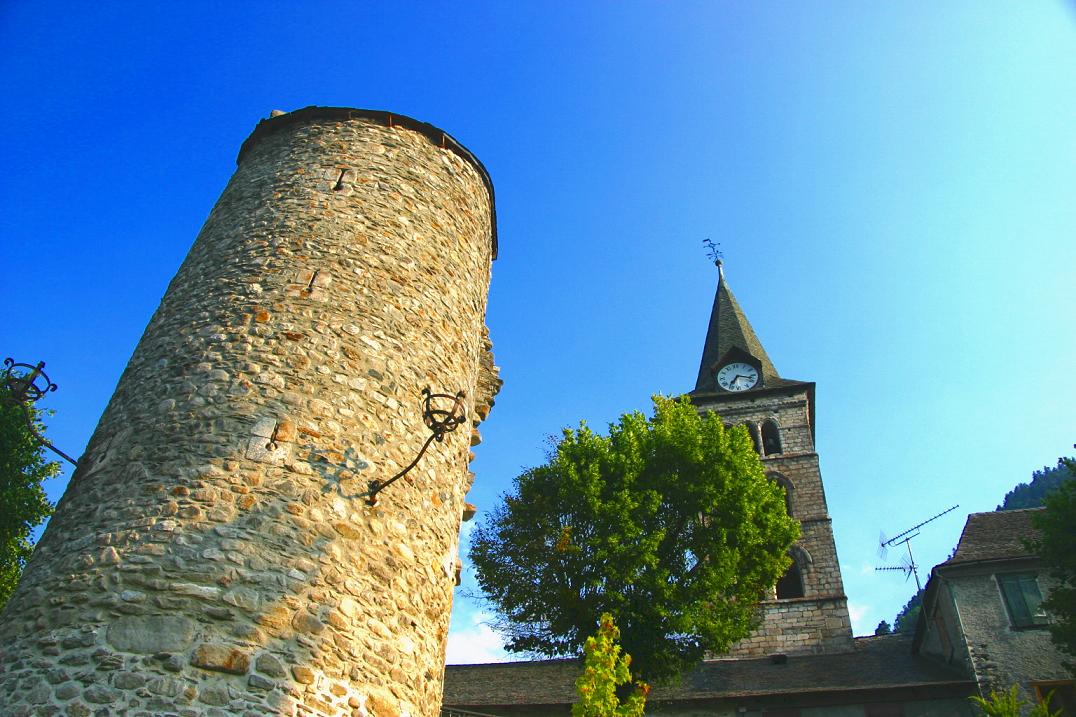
left=716, top=362, right=759, bottom=392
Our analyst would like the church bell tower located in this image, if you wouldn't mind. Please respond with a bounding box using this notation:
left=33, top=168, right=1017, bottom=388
left=690, top=261, right=853, bottom=657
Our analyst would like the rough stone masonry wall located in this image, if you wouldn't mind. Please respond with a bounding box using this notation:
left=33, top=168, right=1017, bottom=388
left=699, top=388, right=852, bottom=658
left=0, top=109, right=498, bottom=717
left=726, top=596, right=852, bottom=658
left=946, top=568, right=1069, bottom=705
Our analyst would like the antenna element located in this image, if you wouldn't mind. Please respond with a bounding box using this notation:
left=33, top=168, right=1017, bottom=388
left=876, top=504, right=959, bottom=592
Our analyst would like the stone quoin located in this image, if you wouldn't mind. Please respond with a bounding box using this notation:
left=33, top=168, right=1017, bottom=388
left=0, top=107, right=501, bottom=717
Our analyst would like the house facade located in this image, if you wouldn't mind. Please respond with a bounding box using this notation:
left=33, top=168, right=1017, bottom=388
left=914, top=508, right=1075, bottom=714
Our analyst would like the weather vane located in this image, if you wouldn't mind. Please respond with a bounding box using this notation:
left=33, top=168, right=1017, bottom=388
left=703, top=238, right=723, bottom=265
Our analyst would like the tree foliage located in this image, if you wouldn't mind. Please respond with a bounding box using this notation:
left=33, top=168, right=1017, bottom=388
left=874, top=620, right=892, bottom=636
left=572, top=613, right=648, bottom=717
left=969, top=685, right=1060, bottom=717
left=469, top=396, right=800, bottom=682
left=893, top=589, right=924, bottom=635
left=998, top=458, right=1074, bottom=511
left=1031, top=457, right=1076, bottom=673
left=0, top=385, right=60, bottom=609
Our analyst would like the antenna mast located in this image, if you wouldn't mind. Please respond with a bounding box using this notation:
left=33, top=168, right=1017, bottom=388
left=876, top=504, right=959, bottom=592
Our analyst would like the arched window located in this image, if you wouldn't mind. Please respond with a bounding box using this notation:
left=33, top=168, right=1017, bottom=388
left=776, top=553, right=805, bottom=599
left=744, top=423, right=762, bottom=455
left=761, top=419, right=782, bottom=456
left=767, top=471, right=794, bottom=517
left=726, top=423, right=762, bottom=455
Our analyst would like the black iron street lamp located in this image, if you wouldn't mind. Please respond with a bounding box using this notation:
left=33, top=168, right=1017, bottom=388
left=2, top=358, right=79, bottom=466
left=366, top=387, right=467, bottom=506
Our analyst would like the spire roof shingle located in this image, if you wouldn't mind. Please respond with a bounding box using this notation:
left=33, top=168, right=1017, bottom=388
left=693, top=262, right=780, bottom=393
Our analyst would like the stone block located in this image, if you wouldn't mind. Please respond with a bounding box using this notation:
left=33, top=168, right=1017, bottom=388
left=248, top=673, right=275, bottom=691
left=254, top=653, right=286, bottom=678
left=107, top=616, right=196, bottom=654
left=292, top=612, right=325, bottom=635
left=190, top=644, right=250, bottom=675
left=292, top=665, right=316, bottom=684
left=83, top=685, right=119, bottom=704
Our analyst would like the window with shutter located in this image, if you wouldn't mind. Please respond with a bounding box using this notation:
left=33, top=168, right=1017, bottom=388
left=997, top=573, right=1049, bottom=628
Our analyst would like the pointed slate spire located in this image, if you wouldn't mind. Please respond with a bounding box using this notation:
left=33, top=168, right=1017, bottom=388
left=693, top=260, right=780, bottom=392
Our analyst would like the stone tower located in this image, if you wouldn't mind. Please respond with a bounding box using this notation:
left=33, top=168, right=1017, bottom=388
left=0, top=107, right=500, bottom=716
left=690, top=262, right=852, bottom=657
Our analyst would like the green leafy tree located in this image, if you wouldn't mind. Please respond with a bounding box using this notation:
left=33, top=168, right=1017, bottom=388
left=893, top=589, right=924, bottom=634
left=572, top=613, right=648, bottom=717
left=874, top=620, right=892, bottom=636
left=969, top=685, right=1060, bottom=717
left=1031, top=457, right=1076, bottom=673
left=0, top=385, right=60, bottom=609
left=470, top=396, right=800, bottom=682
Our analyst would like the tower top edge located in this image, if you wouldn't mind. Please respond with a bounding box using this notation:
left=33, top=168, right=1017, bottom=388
left=237, top=106, right=498, bottom=259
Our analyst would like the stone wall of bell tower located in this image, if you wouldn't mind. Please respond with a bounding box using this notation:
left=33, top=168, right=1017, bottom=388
left=694, top=385, right=853, bottom=657
left=0, top=107, right=500, bottom=716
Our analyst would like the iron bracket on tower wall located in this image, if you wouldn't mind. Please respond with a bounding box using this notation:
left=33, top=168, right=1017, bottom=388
left=2, top=358, right=79, bottom=466
left=365, top=387, right=466, bottom=506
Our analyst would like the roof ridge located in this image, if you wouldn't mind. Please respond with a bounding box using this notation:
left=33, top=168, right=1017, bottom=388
left=970, top=507, right=1046, bottom=517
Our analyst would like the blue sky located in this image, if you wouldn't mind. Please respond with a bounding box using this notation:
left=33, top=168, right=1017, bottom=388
left=2, top=2, right=1074, bottom=664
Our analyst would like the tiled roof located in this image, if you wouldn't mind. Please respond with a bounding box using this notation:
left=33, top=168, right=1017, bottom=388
left=942, top=508, right=1044, bottom=567
left=443, top=634, right=970, bottom=708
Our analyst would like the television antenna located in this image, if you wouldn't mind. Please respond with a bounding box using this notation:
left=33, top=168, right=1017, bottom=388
left=876, top=504, right=959, bottom=592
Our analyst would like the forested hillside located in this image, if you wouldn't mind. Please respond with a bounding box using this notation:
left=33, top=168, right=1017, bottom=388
left=998, top=457, right=1074, bottom=511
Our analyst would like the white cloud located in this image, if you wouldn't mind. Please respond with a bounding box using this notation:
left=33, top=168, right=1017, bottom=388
left=445, top=610, right=512, bottom=665
left=840, top=562, right=877, bottom=579
left=447, top=521, right=515, bottom=664
left=458, top=520, right=477, bottom=545
left=847, top=601, right=874, bottom=636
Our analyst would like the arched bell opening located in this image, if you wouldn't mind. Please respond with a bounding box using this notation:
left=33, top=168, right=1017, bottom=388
left=745, top=422, right=763, bottom=455
left=767, top=471, right=794, bottom=517
left=775, top=556, right=805, bottom=600
left=761, top=418, right=782, bottom=456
